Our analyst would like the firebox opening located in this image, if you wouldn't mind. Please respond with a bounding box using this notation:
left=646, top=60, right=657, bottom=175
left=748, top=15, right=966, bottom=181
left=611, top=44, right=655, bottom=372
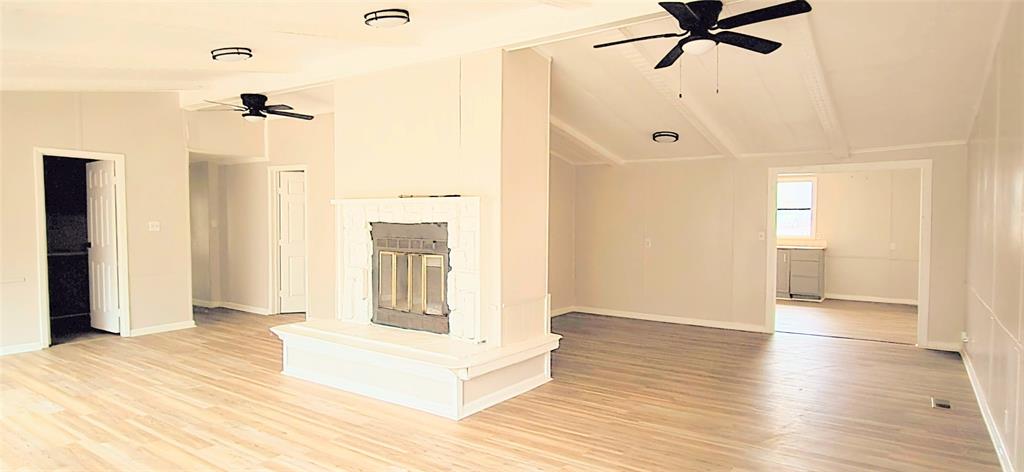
left=370, top=222, right=450, bottom=334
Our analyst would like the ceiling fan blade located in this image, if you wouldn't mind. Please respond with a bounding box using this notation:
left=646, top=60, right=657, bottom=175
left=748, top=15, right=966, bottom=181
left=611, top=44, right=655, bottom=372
left=264, top=104, right=293, bottom=111
left=654, top=40, right=686, bottom=69
left=204, top=99, right=245, bottom=111
left=265, top=109, right=314, bottom=121
left=594, top=32, right=687, bottom=49
left=714, top=31, right=782, bottom=54
left=716, top=0, right=811, bottom=30
left=195, top=108, right=242, bottom=112
left=659, top=2, right=701, bottom=30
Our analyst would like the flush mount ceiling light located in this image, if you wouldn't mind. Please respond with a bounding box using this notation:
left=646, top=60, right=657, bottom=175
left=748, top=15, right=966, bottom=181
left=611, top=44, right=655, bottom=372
left=242, top=110, right=266, bottom=122
left=211, top=47, right=252, bottom=62
left=681, top=38, right=717, bottom=55
left=364, top=8, right=410, bottom=28
left=652, top=131, right=679, bottom=143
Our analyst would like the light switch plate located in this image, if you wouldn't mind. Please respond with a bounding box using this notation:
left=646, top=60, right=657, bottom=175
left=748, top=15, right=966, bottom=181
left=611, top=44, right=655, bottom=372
left=758, top=232, right=766, bottom=241
left=147, top=221, right=161, bottom=232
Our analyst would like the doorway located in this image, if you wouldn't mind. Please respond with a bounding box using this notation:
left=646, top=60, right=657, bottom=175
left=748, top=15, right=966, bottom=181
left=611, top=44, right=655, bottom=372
left=268, top=166, right=308, bottom=315
left=34, top=148, right=131, bottom=346
left=765, top=160, right=932, bottom=347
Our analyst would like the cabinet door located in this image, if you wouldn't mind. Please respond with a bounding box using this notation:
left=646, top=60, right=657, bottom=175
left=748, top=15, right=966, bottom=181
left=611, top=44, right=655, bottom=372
left=776, top=249, right=790, bottom=294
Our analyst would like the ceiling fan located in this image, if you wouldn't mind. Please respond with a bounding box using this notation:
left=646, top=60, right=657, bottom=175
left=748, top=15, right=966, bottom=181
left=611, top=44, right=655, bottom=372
left=593, top=0, right=812, bottom=69
left=203, top=93, right=314, bottom=121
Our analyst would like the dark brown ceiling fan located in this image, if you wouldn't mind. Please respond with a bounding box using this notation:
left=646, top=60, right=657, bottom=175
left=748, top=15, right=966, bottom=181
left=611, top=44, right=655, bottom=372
left=594, top=0, right=812, bottom=69
left=203, top=93, right=314, bottom=121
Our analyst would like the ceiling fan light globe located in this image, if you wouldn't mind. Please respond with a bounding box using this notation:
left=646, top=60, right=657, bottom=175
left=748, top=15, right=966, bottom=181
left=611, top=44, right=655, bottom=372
left=242, top=112, right=265, bottom=122
left=682, top=38, right=716, bottom=55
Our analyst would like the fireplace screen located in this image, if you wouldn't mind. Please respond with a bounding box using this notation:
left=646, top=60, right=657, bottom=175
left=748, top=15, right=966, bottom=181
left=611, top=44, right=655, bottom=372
left=370, top=222, right=450, bottom=334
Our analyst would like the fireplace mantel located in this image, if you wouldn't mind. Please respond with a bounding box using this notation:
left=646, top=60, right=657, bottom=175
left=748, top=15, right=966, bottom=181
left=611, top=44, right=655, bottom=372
left=332, top=196, right=483, bottom=342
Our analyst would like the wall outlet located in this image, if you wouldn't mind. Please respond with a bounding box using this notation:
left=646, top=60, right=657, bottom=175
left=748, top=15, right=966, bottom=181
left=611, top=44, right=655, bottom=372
left=147, top=221, right=161, bottom=232
left=644, top=237, right=652, bottom=249
left=961, top=331, right=969, bottom=343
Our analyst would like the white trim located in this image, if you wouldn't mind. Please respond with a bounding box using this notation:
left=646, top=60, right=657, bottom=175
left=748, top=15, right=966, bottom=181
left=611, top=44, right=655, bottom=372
left=461, top=372, right=551, bottom=417
left=187, top=148, right=267, bottom=165
left=921, top=341, right=963, bottom=352
left=219, top=301, right=272, bottom=315
left=550, top=306, right=576, bottom=317
left=963, top=352, right=1017, bottom=472
left=190, top=299, right=272, bottom=315
left=33, top=147, right=133, bottom=347
left=573, top=306, right=769, bottom=333
left=824, top=293, right=918, bottom=306
left=550, top=115, right=626, bottom=166
left=129, top=320, right=197, bottom=337
left=267, top=165, right=309, bottom=317
left=849, top=140, right=966, bottom=156
left=0, top=342, right=46, bottom=356
left=765, top=159, right=933, bottom=348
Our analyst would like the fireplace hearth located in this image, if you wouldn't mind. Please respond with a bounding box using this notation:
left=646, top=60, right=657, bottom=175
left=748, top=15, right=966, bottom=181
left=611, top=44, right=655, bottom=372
left=370, top=222, right=450, bottom=334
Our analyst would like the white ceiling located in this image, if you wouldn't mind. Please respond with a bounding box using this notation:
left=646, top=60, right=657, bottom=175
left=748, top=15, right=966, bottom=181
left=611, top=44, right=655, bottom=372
left=0, top=1, right=665, bottom=107
left=538, top=0, right=1010, bottom=164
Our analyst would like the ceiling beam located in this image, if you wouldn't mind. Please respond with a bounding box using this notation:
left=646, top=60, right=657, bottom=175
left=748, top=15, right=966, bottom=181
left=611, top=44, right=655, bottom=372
left=551, top=115, right=626, bottom=166
left=613, top=29, right=740, bottom=160
left=790, top=16, right=849, bottom=159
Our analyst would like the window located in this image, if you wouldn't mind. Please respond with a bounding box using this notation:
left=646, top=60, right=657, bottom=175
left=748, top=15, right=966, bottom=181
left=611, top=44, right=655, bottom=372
left=777, top=178, right=815, bottom=238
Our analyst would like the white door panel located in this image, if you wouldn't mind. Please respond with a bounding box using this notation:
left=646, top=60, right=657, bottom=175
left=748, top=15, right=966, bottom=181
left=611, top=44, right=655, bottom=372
left=86, top=160, right=120, bottom=333
left=279, top=171, right=307, bottom=313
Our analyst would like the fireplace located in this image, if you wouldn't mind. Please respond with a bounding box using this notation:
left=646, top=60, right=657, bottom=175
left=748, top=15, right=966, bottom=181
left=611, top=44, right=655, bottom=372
left=370, top=222, right=450, bottom=334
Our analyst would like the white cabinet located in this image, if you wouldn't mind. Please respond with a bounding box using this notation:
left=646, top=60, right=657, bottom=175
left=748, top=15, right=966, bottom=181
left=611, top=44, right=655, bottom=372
left=776, top=248, right=825, bottom=301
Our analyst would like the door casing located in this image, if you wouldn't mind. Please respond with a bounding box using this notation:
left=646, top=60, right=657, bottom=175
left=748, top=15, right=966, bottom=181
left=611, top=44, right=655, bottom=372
left=267, top=165, right=309, bottom=316
left=33, top=147, right=132, bottom=345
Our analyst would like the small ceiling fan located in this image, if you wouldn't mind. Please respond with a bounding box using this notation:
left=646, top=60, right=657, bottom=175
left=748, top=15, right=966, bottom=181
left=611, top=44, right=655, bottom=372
left=594, top=0, right=812, bottom=69
left=202, top=93, right=314, bottom=121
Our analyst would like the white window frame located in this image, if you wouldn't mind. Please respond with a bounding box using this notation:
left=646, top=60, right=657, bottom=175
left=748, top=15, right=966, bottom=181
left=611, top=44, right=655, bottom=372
left=776, top=175, right=817, bottom=240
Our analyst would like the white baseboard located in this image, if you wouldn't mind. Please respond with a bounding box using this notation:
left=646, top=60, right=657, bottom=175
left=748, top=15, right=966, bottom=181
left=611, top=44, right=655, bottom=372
left=0, top=341, right=44, bottom=356
left=573, top=306, right=769, bottom=333
left=550, top=306, right=576, bottom=317
left=192, top=299, right=218, bottom=308
left=920, top=341, right=963, bottom=352
left=130, top=320, right=197, bottom=337
left=963, top=352, right=1016, bottom=472
left=193, top=300, right=272, bottom=315
left=825, top=293, right=918, bottom=306
left=461, top=372, right=551, bottom=417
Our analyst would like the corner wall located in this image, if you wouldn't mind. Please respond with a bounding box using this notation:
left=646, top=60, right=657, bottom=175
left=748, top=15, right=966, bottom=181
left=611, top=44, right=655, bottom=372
left=548, top=156, right=576, bottom=312
left=963, top=3, right=1023, bottom=469
left=1, top=91, right=192, bottom=351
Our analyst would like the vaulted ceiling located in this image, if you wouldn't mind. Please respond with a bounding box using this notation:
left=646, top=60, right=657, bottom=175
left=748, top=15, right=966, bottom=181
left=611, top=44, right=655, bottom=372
left=537, top=0, right=1010, bottom=165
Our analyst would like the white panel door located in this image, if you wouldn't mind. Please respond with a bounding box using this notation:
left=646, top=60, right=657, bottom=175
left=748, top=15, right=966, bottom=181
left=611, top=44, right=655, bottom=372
left=86, top=160, right=120, bottom=333
left=278, top=171, right=307, bottom=313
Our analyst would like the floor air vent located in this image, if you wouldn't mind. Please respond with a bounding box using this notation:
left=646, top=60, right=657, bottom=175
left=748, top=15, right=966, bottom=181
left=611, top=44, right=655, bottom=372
left=930, top=398, right=951, bottom=409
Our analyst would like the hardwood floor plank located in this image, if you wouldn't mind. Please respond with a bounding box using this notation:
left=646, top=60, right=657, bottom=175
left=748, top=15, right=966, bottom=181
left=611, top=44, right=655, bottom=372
left=0, top=309, right=999, bottom=471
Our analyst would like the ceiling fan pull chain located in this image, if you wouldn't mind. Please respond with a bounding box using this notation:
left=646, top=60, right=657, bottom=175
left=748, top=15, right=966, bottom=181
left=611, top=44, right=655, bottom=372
left=716, top=46, right=720, bottom=95
left=678, top=59, right=683, bottom=99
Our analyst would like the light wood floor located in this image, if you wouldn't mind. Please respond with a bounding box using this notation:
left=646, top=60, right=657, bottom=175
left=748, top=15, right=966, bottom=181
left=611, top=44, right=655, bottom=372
left=776, top=298, right=918, bottom=344
left=1, top=310, right=997, bottom=471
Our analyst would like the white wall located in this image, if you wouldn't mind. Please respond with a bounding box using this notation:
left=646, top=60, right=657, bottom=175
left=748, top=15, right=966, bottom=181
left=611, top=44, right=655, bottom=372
left=964, top=3, right=1023, bottom=469
left=189, top=114, right=336, bottom=317
left=814, top=169, right=920, bottom=304
left=549, top=156, right=576, bottom=312
left=189, top=161, right=212, bottom=302
left=572, top=143, right=968, bottom=344
left=1, top=92, right=192, bottom=350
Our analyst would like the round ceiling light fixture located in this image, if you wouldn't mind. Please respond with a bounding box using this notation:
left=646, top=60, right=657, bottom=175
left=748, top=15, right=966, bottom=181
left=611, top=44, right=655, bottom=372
left=242, top=111, right=266, bottom=122
left=364, top=8, right=410, bottom=28
left=211, top=47, right=253, bottom=62
left=682, top=38, right=716, bottom=55
left=652, top=131, right=679, bottom=143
